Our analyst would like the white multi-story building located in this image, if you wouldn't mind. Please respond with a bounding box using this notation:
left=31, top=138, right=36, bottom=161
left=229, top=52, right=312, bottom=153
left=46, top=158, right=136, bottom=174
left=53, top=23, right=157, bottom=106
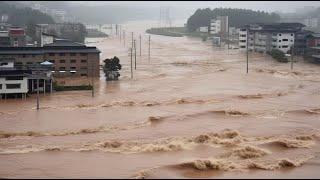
left=238, top=28, right=247, bottom=49
left=210, top=16, right=228, bottom=37
left=210, top=19, right=221, bottom=34
left=0, top=62, right=28, bottom=97
left=239, top=23, right=305, bottom=53
left=271, top=32, right=295, bottom=53
left=198, top=26, right=209, bottom=33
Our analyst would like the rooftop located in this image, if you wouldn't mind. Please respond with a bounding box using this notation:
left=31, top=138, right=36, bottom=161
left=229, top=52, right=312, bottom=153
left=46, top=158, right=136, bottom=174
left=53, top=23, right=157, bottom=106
left=44, top=39, right=86, bottom=47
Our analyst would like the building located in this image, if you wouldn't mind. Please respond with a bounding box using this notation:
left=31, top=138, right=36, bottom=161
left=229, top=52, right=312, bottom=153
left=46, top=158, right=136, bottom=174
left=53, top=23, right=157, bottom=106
left=35, top=23, right=84, bottom=46
left=198, top=26, right=209, bottom=33
left=304, top=34, right=320, bottom=62
left=210, top=19, right=221, bottom=34
left=210, top=16, right=229, bottom=37
left=239, top=23, right=306, bottom=53
left=0, top=39, right=100, bottom=77
left=0, top=26, right=27, bottom=47
left=41, top=33, right=55, bottom=47
left=0, top=68, right=29, bottom=99
left=0, top=60, right=54, bottom=99
left=9, top=27, right=26, bottom=47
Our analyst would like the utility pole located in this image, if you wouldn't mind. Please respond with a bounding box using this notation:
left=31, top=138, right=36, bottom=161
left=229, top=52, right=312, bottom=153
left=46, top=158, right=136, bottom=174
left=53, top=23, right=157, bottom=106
left=134, top=39, right=137, bottom=70
left=246, top=29, right=249, bottom=74
left=91, top=63, right=94, bottom=97
left=36, top=67, right=40, bottom=110
left=130, top=47, right=133, bottom=79
left=139, top=34, right=142, bottom=57
left=131, top=32, right=134, bottom=49
left=123, top=30, right=125, bottom=46
left=119, top=25, right=122, bottom=42
left=148, top=35, right=151, bottom=62
left=291, top=45, right=294, bottom=70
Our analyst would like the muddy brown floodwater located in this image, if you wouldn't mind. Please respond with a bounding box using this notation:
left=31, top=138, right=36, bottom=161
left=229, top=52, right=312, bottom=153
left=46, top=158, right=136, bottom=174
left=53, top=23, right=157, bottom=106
left=0, top=20, right=320, bottom=179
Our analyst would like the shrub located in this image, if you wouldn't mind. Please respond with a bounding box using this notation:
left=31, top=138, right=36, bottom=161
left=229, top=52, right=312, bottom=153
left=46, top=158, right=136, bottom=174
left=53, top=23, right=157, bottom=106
left=268, top=49, right=288, bottom=63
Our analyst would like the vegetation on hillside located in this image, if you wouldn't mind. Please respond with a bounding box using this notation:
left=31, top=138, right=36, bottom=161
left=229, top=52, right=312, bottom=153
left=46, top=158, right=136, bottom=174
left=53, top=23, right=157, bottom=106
left=0, top=2, right=55, bottom=26
left=187, top=8, right=280, bottom=32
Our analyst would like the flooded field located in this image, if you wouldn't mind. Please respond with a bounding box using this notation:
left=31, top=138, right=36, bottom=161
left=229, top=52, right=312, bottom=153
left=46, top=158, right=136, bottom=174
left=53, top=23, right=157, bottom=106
left=0, top=20, right=320, bottom=178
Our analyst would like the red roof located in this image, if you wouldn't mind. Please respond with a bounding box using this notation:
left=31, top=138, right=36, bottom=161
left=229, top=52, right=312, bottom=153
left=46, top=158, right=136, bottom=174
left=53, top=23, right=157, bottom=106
left=9, top=29, right=25, bottom=36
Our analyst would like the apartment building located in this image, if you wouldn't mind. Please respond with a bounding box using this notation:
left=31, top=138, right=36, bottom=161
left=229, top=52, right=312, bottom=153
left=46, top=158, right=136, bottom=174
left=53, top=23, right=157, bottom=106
left=210, top=16, right=229, bottom=37
left=0, top=26, right=26, bottom=47
left=239, top=23, right=305, bottom=53
left=0, top=39, right=101, bottom=77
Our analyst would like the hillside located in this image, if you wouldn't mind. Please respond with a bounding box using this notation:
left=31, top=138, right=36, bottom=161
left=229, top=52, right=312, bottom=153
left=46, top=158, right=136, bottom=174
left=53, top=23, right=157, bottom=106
left=0, top=2, right=55, bottom=26
left=187, top=8, right=280, bottom=32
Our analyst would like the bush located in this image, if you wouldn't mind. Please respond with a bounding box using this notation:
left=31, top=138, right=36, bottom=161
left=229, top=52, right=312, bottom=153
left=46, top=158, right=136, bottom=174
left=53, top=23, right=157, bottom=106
left=103, top=56, right=122, bottom=81
left=268, top=49, right=288, bottom=63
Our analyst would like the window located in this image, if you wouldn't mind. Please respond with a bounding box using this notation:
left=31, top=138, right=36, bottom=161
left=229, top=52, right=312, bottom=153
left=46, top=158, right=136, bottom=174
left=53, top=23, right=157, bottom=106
left=70, top=67, right=76, bottom=70
left=59, top=67, right=66, bottom=70
left=22, top=54, right=27, bottom=58
left=60, top=60, right=66, bottom=63
left=0, top=84, right=2, bottom=89
left=49, top=60, right=55, bottom=63
left=0, top=63, right=8, bottom=66
left=291, top=34, right=294, bottom=36
left=279, top=46, right=281, bottom=48
left=15, top=62, right=23, bottom=66
left=279, top=40, right=281, bottom=42
left=5, top=76, right=23, bottom=80
left=70, top=60, right=76, bottom=63
left=282, top=39, right=288, bottom=41
left=81, top=60, right=87, bottom=63
left=240, top=35, right=246, bottom=37
left=240, top=46, right=246, bottom=48
left=32, top=55, right=36, bottom=57
left=81, top=74, right=87, bottom=77
left=26, top=62, right=33, bottom=65
left=6, top=84, right=21, bottom=89
left=282, top=45, right=288, bottom=48
left=240, top=40, right=246, bottom=42
left=80, top=53, right=87, bottom=56
left=59, top=53, right=65, bottom=56
left=49, top=53, right=55, bottom=56
left=273, top=46, right=276, bottom=48
left=279, top=33, right=282, bottom=36
left=70, top=53, right=77, bottom=56
left=80, top=67, right=87, bottom=70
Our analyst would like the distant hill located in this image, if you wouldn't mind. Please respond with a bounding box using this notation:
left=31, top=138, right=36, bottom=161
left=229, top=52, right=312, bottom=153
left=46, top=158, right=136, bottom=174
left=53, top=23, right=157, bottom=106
left=0, top=1, right=55, bottom=26
left=186, top=8, right=280, bottom=32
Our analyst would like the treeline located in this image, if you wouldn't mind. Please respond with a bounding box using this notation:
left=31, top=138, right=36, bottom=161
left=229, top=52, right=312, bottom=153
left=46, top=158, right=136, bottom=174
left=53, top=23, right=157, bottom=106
left=187, top=8, right=280, bottom=32
left=0, top=2, right=55, bottom=26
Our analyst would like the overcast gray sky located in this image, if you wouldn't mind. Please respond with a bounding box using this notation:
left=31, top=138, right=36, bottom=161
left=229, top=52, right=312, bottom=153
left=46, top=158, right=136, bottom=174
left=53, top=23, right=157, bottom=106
left=69, top=1, right=320, bottom=13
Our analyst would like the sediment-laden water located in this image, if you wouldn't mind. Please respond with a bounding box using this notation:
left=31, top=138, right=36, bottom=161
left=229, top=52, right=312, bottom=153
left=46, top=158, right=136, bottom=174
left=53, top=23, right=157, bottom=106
left=0, top=20, right=320, bottom=178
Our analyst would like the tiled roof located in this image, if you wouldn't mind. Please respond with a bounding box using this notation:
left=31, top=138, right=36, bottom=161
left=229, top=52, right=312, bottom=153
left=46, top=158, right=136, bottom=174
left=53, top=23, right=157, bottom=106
left=44, top=39, right=86, bottom=47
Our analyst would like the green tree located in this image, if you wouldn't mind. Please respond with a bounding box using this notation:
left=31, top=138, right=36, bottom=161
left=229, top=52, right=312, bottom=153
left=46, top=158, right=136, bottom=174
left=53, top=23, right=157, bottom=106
left=103, top=56, right=122, bottom=81
left=268, top=49, right=288, bottom=63
left=186, top=8, right=280, bottom=32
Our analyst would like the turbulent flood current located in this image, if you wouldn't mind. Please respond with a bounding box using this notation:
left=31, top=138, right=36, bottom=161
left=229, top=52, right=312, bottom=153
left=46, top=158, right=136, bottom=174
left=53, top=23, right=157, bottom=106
left=0, top=20, right=320, bottom=178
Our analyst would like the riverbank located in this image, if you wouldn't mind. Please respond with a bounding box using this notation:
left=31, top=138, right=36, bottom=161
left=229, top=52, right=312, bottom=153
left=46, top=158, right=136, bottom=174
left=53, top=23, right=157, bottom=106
left=146, top=27, right=211, bottom=39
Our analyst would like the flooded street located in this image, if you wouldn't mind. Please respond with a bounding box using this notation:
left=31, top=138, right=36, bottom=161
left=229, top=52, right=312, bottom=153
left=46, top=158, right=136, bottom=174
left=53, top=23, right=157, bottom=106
left=1, top=20, right=320, bottom=178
